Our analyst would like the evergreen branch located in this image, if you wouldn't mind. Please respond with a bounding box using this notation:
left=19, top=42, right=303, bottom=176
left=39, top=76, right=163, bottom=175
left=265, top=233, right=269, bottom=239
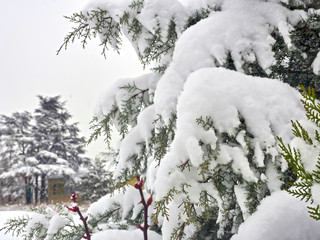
left=87, top=104, right=118, bottom=147
left=0, top=216, right=29, bottom=238
left=57, top=12, right=90, bottom=54
left=57, top=9, right=121, bottom=58
left=152, top=114, right=176, bottom=165
left=171, top=222, right=186, bottom=240
left=308, top=205, right=320, bottom=221
left=291, top=120, right=313, bottom=144
left=315, top=130, right=320, bottom=143
left=277, top=136, right=312, bottom=180
left=153, top=188, right=180, bottom=223
left=89, top=207, right=121, bottom=229
left=287, top=183, right=313, bottom=203
left=128, top=0, right=144, bottom=12
left=299, top=85, right=320, bottom=127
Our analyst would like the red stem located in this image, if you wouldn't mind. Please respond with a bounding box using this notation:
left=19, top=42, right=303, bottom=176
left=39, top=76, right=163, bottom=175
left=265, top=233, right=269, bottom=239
left=135, top=177, right=149, bottom=240
left=76, top=208, right=91, bottom=240
left=138, top=187, right=149, bottom=240
left=69, top=193, right=91, bottom=240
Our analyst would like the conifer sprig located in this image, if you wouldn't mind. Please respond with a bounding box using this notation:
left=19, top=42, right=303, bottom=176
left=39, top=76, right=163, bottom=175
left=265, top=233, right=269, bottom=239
left=300, top=85, right=320, bottom=127
left=278, top=86, right=320, bottom=221
left=57, top=9, right=121, bottom=57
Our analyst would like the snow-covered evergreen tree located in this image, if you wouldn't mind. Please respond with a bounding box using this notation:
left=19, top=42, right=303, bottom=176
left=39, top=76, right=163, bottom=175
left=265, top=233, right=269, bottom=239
left=79, top=153, right=112, bottom=202
left=3, top=0, right=320, bottom=239
left=0, top=96, right=89, bottom=205
left=58, top=0, right=318, bottom=238
left=32, top=95, right=88, bottom=202
left=0, top=111, right=38, bottom=204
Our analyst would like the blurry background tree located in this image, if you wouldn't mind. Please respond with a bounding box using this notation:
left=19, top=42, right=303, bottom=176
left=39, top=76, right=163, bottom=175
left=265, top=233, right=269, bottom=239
left=79, top=152, right=113, bottom=202
left=0, top=96, right=89, bottom=204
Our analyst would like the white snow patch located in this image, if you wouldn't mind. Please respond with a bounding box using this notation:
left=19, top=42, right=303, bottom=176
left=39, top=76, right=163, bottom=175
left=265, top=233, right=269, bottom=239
left=232, top=191, right=320, bottom=240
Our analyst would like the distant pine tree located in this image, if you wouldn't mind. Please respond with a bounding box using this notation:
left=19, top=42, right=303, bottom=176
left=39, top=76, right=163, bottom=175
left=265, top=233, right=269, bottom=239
left=79, top=153, right=112, bottom=202
left=0, top=111, right=36, bottom=204
left=33, top=95, right=88, bottom=203
left=0, top=96, right=89, bottom=204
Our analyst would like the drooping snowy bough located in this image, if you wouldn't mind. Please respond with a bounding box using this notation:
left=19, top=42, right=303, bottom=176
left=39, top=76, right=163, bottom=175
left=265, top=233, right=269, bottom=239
left=82, top=0, right=312, bottom=239
left=92, top=66, right=305, bottom=238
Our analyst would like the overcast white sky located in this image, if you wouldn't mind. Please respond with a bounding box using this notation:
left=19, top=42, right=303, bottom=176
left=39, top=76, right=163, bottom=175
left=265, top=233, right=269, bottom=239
left=0, top=0, right=146, bottom=157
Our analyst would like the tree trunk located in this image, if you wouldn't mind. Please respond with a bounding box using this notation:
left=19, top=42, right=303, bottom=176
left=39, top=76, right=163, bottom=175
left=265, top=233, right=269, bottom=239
left=40, top=174, right=46, bottom=203
left=25, top=177, right=32, bottom=204
left=34, top=174, right=38, bottom=205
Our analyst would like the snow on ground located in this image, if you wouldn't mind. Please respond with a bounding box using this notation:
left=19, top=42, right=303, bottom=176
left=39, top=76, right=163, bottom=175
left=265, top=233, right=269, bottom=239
left=1, top=191, right=320, bottom=240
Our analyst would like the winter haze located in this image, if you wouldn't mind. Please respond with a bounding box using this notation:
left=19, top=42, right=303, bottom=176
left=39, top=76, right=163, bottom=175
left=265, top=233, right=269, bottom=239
left=0, top=0, right=145, bottom=157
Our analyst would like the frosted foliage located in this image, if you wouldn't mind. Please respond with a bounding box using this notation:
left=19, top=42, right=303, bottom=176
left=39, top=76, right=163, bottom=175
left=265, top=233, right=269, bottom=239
left=95, top=73, right=159, bottom=118
left=115, top=106, right=156, bottom=178
left=155, top=68, right=303, bottom=196
left=231, top=191, right=320, bottom=240
left=152, top=68, right=304, bottom=236
left=85, top=0, right=311, bottom=238
left=86, top=0, right=132, bottom=20
left=95, top=68, right=305, bottom=238
left=154, top=0, right=305, bottom=119
left=178, top=0, right=223, bottom=10
left=88, top=186, right=148, bottom=221
left=137, top=0, right=188, bottom=39
left=45, top=214, right=69, bottom=240
left=290, top=119, right=320, bottom=173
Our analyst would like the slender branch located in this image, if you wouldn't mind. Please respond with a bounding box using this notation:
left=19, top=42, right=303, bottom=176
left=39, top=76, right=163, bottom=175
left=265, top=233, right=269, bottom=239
left=90, top=207, right=121, bottom=228
left=180, top=159, right=190, bottom=171
left=66, top=193, right=91, bottom=240
left=57, top=23, right=89, bottom=54
left=134, top=176, right=152, bottom=240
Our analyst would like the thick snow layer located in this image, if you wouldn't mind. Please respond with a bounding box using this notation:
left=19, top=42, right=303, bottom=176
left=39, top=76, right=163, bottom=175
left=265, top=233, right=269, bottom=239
left=137, top=0, right=188, bottom=39
left=87, top=0, right=312, bottom=238
left=95, top=73, right=159, bottom=118
left=231, top=191, right=320, bottom=240
left=85, top=0, right=133, bottom=22
left=154, top=0, right=305, bottom=119
left=178, top=0, right=223, bottom=10
left=154, top=68, right=304, bottom=198
left=45, top=213, right=69, bottom=239
left=151, top=68, right=305, bottom=238
left=88, top=185, right=145, bottom=220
